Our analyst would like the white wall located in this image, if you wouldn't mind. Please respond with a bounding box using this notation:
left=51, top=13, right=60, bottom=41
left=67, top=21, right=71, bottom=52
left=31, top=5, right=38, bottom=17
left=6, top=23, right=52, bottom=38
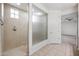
left=48, top=6, right=77, bottom=44
left=62, top=6, right=77, bottom=15
left=48, top=11, right=61, bottom=43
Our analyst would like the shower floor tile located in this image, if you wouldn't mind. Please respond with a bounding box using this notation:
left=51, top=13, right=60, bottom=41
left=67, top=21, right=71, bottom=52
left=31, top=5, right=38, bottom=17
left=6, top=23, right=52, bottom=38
left=3, top=45, right=27, bottom=56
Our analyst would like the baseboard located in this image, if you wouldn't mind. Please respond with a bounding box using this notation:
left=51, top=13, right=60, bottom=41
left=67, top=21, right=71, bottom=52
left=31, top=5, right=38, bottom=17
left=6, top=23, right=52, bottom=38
left=47, top=39, right=61, bottom=44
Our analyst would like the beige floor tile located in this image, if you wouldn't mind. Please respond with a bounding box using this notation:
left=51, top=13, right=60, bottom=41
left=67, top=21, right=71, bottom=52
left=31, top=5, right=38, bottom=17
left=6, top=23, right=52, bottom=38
left=32, top=44, right=74, bottom=56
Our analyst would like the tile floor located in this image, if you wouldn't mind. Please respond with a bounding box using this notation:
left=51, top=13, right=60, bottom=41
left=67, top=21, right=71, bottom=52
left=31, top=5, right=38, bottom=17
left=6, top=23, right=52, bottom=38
left=2, top=43, right=74, bottom=56
left=32, top=43, right=74, bottom=56
left=3, top=45, right=27, bottom=56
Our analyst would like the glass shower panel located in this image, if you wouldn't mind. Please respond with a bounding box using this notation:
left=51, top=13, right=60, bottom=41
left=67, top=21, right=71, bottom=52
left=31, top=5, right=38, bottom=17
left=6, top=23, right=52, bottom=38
left=0, top=3, right=2, bottom=56
left=3, top=3, right=29, bottom=56
left=0, top=3, right=4, bottom=56
left=32, top=5, right=48, bottom=45
left=0, top=3, right=1, bottom=18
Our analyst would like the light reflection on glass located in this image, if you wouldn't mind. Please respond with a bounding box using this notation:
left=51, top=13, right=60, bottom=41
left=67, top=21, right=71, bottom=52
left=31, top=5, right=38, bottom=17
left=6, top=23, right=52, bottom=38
left=32, top=15, right=38, bottom=23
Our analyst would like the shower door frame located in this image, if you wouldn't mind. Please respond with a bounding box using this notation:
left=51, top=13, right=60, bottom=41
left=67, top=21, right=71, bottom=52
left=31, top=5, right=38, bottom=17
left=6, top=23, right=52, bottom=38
left=28, top=3, right=48, bottom=55
left=76, top=5, right=78, bottom=49
left=0, top=3, right=4, bottom=56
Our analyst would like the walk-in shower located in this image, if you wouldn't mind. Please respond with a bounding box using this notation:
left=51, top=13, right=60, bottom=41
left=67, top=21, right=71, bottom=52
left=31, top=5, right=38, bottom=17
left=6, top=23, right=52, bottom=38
left=61, top=12, right=78, bottom=45
left=0, top=3, right=29, bottom=56
left=0, top=3, right=48, bottom=56
left=61, top=5, right=78, bottom=55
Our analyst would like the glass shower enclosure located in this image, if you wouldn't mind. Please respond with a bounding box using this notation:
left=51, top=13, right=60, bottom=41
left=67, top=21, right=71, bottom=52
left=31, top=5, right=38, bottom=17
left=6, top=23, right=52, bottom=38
left=61, top=7, right=78, bottom=55
left=0, top=3, right=48, bottom=56
left=32, top=5, right=48, bottom=45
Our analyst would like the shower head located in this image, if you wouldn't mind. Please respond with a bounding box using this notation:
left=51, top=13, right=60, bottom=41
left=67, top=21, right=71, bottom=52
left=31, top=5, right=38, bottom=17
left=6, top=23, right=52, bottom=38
left=65, top=18, right=72, bottom=21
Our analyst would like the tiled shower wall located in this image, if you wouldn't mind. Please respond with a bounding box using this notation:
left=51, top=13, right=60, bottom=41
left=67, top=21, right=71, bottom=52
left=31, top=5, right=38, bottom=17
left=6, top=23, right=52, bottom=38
left=61, top=12, right=78, bottom=45
left=3, top=4, right=28, bottom=52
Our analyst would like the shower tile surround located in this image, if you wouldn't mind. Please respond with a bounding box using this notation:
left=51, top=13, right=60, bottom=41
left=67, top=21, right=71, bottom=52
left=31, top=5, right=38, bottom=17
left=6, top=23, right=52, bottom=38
left=3, top=4, right=28, bottom=54
left=61, top=12, right=78, bottom=45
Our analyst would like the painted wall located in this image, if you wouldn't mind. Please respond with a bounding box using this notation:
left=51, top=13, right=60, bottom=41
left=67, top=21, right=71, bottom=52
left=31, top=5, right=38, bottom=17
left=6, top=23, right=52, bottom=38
left=48, top=6, right=77, bottom=44
left=62, top=6, right=77, bottom=15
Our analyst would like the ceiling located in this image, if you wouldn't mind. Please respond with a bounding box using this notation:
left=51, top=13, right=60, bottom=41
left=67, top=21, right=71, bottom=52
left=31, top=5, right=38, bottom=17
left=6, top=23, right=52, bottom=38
left=42, top=3, right=77, bottom=11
